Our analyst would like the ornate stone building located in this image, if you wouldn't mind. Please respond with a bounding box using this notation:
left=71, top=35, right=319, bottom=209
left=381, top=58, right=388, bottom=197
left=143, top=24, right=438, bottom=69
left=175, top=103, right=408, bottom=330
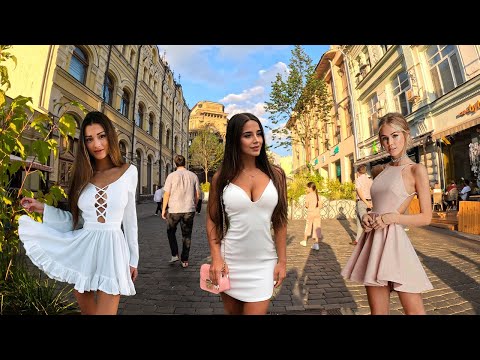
left=6, top=45, right=190, bottom=200
left=188, top=101, right=228, bottom=143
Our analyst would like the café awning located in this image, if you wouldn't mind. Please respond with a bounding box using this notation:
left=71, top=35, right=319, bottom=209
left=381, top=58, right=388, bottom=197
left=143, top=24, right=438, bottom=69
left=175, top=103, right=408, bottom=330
left=9, top=154, right=53, bottom=172
left=432, top=115, right=480, bottom=141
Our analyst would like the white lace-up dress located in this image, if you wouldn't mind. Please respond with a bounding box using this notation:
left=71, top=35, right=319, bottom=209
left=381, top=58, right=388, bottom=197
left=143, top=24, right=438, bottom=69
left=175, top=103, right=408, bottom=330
left=18, top=165, right=139, bottom=296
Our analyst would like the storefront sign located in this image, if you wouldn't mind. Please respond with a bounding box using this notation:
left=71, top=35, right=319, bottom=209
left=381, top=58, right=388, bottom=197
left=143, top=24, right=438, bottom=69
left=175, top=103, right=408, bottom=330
left=457, top=100, right=480, bottom=117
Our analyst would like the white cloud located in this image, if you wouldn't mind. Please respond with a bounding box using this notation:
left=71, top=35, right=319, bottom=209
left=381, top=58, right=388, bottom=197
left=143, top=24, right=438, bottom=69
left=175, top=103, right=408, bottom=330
left=219, top=86, right=264, bottom=103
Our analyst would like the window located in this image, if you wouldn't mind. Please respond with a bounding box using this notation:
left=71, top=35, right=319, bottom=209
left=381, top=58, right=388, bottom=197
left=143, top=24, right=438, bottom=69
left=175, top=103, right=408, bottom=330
left=120, top=89, right=130, bottom=117
left=166, top=129, right=171, bottom=149
left=367, top=94, right=379, bottom=138
left=148, top=114, right=154, bottom=135
left=103, top=74, right=114, bottom=106
left=69, top=46, right=88, bottom=84
left=345, top=100, right=353, bottom=137
left=426, top=45, right=464, bottom=97
left=119, top=142, right=127, bottom=162
left=392, top=71, right=411, bottom=116
left=130, top=50, right=136, bottom=65
left=136, top=104, right=144, bottom=127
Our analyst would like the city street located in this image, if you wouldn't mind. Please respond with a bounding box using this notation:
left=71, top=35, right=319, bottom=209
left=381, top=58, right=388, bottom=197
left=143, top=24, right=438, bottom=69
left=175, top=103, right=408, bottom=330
left=117, top=201, right=480, bottom=315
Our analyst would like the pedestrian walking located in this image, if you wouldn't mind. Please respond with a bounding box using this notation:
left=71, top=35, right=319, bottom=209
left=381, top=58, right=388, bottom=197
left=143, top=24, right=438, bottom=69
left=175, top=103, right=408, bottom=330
left=300, top=181, right=323, bottom=250
left=18, top=111, right=139, bottom=315
left=162, top=155, right=200, bottom=268
left=206, top=112, right=288, bottom=315
left=341, top=112, right=433, bottom=315
left=154, top=184, right=164, bottom=216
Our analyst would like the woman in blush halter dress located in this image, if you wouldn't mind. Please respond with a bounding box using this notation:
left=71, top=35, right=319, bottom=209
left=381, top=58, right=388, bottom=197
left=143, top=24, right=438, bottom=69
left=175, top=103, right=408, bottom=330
left=342, top=113, right=433, bottom=315
left=206, top=113, right=288, bottom=315
left=18, top=112, right=138, bottom=315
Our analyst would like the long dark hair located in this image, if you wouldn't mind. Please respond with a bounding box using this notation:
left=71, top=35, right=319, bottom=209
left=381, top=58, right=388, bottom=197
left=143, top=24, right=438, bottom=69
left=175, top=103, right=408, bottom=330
left=306, top=181, right=319, bottom=207
left=68, top=111, right=124, bottom=228
left=208, top=113, right=288, bottom=242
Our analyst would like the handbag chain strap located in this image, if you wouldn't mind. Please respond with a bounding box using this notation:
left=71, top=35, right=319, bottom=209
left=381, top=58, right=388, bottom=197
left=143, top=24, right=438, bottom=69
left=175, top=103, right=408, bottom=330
left=220, top=191, right=227, bottom=272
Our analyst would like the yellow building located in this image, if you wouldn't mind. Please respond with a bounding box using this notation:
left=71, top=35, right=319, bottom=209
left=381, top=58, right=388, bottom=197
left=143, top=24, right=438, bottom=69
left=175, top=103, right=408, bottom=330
left=290, top=48, right=356, bottom=183
left=340, top=45, right=480, bottom=188
left=189, top=101, right=228, bottom=141
left=5, top=45, right=190, bottom=199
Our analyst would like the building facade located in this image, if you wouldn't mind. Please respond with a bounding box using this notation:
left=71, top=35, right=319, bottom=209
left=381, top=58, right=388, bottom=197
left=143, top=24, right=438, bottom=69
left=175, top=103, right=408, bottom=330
left=6, top=45, right=190, bottom=199
left=188, top=101, right=228, bottom=142
left=340, top=45, right=480, bottom=188
left=290, top=49, right=356, bottom=184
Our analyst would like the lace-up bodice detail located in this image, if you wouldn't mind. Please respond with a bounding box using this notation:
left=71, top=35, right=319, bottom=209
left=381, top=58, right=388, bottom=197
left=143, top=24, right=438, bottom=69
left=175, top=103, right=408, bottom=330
left=93, top=184, right=108, bottom=223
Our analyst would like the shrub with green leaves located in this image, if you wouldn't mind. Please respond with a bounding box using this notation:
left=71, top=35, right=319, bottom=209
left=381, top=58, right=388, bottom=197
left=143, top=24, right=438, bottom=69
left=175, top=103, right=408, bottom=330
left=287, top=168, right=355, bottom=204
left=0, top=45, right=85, bottom=314
left=201, top=181, right=210, bottom=193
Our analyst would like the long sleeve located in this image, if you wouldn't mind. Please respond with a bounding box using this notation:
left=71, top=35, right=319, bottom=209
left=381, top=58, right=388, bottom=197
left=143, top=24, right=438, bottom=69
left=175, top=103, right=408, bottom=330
left=43, top=204, right=83, bottom=232
left=122, top=165, right=139, bottom=268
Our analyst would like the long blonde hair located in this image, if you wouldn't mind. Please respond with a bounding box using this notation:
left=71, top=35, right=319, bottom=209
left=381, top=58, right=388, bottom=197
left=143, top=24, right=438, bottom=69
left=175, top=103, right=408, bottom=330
left=68, top=111, right=124, bottom=229
left=377, top=112, right=412, bottom=152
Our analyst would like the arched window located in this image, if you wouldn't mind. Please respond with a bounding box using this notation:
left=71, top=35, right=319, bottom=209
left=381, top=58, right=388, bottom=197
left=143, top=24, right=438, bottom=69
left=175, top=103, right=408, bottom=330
left=160, top=122, right=164, bottom=145
left=119, top=141, right=127, bottom=162
left=130, top=50, right=136, bottom=65
left=120, top=89, right=130, bottom=117
left=103, top=74, right=114, bottom=106
left=69, top=46, right=88, bottom=84
left=148, top=113, right=154, bottom=135
left=136, top=104, right=144, bottom=127
left=166, top=129, right=171, bottom=149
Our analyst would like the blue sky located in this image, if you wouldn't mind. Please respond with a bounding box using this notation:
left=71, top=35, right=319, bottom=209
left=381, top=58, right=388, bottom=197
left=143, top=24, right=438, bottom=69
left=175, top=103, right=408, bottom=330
left=157, top=45, right=330, bottom=156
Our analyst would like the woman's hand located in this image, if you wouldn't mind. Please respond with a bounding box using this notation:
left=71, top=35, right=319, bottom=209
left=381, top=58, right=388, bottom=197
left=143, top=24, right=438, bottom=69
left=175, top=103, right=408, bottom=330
left=361, top=213, right=374, bottom=232
left=209, top=257, right=228, bottom=286
left=273, top=261, right=286, bottom=288
left=130, top=266, right=138, bottom=282
left=20, top=197, right=45, bottom=214
left=372, top=213, right=396, bottom=230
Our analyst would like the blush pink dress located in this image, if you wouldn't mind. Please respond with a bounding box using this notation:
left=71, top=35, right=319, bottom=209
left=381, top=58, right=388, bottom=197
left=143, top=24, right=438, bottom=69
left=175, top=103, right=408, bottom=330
left=341, top=163, right=433, bottom=293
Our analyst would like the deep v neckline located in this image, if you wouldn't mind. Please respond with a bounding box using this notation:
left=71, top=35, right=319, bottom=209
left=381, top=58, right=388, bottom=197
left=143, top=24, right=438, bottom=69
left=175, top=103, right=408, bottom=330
left=89, top=164, right=132, bottom=189
left=230, top=179, right=272, bottom=203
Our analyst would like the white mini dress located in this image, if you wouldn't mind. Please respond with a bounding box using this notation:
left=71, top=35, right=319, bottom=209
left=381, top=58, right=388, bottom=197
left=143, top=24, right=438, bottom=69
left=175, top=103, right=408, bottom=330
left=221, top=179, right=279, bottom=302
left=18, top=165, right=139, bottom=296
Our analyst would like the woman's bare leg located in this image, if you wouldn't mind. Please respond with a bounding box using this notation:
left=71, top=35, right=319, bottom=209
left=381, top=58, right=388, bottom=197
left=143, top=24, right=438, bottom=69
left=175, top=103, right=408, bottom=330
left=96, top=291, right=121, bottom=315
left=243, top=299, right=270, bottom=315
left=74, top=290, right=96, bottom=315
left=397, top=291, right=426, bottom=315
left=220, top=293, right=244, bottom=314
left=366, top=286, right=391, bottom=315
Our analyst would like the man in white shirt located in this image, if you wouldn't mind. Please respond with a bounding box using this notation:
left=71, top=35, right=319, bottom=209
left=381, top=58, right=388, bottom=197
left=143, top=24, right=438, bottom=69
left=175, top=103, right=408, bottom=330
left=459, top=179, right=471, bottom=201
left=153, top=184, right=164, bottom=216
left=162, top=155, right=200, bottom=268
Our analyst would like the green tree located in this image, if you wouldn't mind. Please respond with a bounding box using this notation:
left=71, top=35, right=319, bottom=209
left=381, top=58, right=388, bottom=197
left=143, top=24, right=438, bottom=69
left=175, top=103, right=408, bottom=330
left=265, top=45, right=332, bottom=164
left=188, top=128, right=224, bottom=182
left=0, top=45, right=84, bottom=314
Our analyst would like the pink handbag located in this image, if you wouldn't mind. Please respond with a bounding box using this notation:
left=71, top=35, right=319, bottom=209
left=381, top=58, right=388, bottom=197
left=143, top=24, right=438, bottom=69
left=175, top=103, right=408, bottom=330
left=200, top=264, right=230, bottom=294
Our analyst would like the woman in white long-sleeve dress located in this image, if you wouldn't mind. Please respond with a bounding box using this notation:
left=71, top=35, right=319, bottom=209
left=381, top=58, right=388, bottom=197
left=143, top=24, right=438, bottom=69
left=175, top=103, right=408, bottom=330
left=206, top=113, right=288, bottom=315
left=18, top=111, right=138, bottom=315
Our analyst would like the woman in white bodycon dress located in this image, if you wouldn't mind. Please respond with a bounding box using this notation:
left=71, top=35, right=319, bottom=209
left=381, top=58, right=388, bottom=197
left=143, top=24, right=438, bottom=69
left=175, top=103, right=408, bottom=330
left=206, top=113, right=288, bottom=315
left=18, top=111, right=138, bottom=315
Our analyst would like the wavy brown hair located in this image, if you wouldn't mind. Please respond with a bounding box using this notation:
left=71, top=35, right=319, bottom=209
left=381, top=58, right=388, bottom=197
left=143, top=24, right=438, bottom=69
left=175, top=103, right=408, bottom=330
left=68, top=111, right=124, bottom=228
left=208, top=113, right=288, bottom=243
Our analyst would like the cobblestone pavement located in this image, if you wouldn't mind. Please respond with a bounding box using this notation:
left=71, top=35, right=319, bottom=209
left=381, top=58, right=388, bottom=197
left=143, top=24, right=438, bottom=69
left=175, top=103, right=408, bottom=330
left=118, top=201, right=480, bottom=315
